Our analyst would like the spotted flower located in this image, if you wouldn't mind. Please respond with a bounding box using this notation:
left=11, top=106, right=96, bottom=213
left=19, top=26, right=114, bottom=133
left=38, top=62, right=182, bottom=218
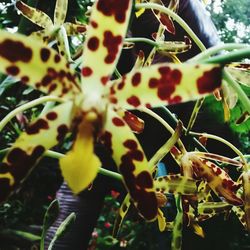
left=0, top=0, right=222, bottom=221
left=16, top=0, right=86, bottom=60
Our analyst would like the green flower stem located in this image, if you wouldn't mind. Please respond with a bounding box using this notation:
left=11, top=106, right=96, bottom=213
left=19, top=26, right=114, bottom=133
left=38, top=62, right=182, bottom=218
left=0, top=148, right=123, bottom=181
left=188, top=43, right=250, bottom=62
left=58, top=25, right=73, bottom=62
left=189, top=131, right=248, bottom=170
left=140, top=107, right=186, bottom=156
left=185, top=97, right=205, bottom=135
left=125, top=37, right=158, bottom=47
left=45, top=151, right=124, bottom=181
left=223, top=69, right=250, bottom=113
left=200, top=48, right=250, bottom=64
left=114, top=68, right=122, bottom=79
left=40, top=101, right=56, bottom=116
left=233, top=155, right=250, bottom=161
left=0, top=96, right=64, bottom=132
left=135, top=3, right=206, bottom=52
left=159, top=106, right=208, bottom=153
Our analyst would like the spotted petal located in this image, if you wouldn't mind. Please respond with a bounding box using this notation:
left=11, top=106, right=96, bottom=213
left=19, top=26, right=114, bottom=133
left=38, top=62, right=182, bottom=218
left=0, top=30, right=81, bottom=99
left=101, top=108, right=157, bottom=221
left=0, top=102, right=74, bottom=203
left=81, top=0, right=132, bottom=93
left=198, top=201, right=232, bottom=216
left=116, top=108, right=144, bottom=133
left=151, top=0, right=179, bottom=34
left=63, top=22, right=87, bottom=36
left=226, top=63, right=250, bottom=86
left=243, top=170, right=250, bottom=231
left=54, top=0, right=68, bottom=26
left=60, top=121, right=101, bottom=194
left=109, top=63, right=222, bottom=109
left=154, top=175, right=199, bottom=195
left=189, top=155, right=243, bottom=206
left=16, top=1, right=53, bottom=29
left=157, top=40, right=192, bottom=55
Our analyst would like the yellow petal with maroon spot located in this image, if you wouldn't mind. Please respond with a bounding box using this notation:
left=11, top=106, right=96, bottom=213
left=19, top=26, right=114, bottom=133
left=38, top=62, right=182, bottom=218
left=226, top=63, right=250, bottom=86
left=0, top=101, right=74, bottom=203
left=110, top=63, right=222, bottom=109
left=63, top=22, right=87, bottom=36
left=54, top=0, right=68, bottom=26
left=16, top=1, right=53, bottom=29
left=154, top=174, right=199, bottom=195
left=80, top=0, right=132, bottom=93
left=115, top=108, right=144, bottom=134
left=151, top=0, right=179, bottom=34
left=198, top=201, right=232, bottom=215
left=189, top=155, right=243, bottom=206
left=101, top=108, right=157, bottom=221
left=30, top=30, right=50, bottom=43
left=243, top=170, right=250, bottom=231
left=232, top=206, right=247, bottom=229
left=60, top=121, right=101, bottom=194
left=0, top=30, right=81, bottom=99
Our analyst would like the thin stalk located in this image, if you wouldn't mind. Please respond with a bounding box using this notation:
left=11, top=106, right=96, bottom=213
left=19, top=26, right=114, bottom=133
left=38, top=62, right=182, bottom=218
left=159, top=106, right=208, bottom=153
left=185, top=97, right=205, bottom=135
left=58, top=25, right=73, bottom=62
left=223, top=69, right=250, bottom=113
left=140, top=107, right=186, bottom=154
left=189, top=131, right=248, bottom=170
left=45, top=150, right=123, bottom=180
left=114, top=68, right=122, bottom=79
left=135, top=3, right=206, bottom=52
left=125, top=37, right=158, bottom=47
left=188, top=43, right=250, bottom=63
left=200, top=48, right=250, bottom=64
left=40, top=101, right=56, bottom=116
left=0, top=96, right=64, bottom=131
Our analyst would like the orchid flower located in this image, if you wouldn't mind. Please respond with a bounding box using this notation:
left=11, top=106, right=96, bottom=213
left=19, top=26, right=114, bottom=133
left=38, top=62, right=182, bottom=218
left=171, top=146, right=243, bottom=206
left=112, top=122, right=200, bottom=236
left=16, top=0, right=86, bottom=60
left=0, top=0, right=222, bottom=221
left=143, top=23, right=191, bottom=67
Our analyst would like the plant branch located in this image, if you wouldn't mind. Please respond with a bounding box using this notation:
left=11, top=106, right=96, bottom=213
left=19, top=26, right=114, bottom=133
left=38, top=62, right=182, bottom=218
left=0, top=96, right=64, bottom=132
left=189, top=131, right=248, bottom=170
left=135, top=3, right=206, bottom=51
left=125, top=37, right=158, bottom=47
left=200, top=48, right=250, bottom=64
left=188, top=43, right=250, bottom=62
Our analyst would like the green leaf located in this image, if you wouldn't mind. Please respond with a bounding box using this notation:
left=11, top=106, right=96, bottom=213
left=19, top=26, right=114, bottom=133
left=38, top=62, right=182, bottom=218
left=48, top=212, right=76, bottom=250
left=40, top=199, right=60, bottom=250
